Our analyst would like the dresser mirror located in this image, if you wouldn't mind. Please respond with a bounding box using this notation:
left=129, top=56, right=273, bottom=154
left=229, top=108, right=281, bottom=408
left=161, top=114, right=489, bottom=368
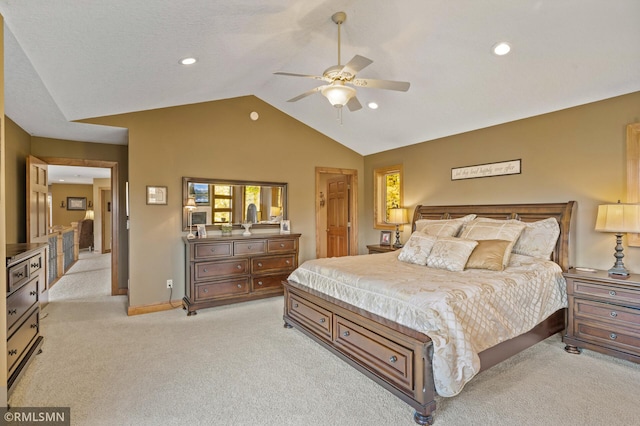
left=182, top=177, right=287, bottom=231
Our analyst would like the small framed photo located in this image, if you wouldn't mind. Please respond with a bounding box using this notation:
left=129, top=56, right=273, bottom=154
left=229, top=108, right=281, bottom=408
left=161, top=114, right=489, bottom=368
left=380, top=230, right=392, bottom=246
left=146, top=186, right=167, bottom=205
left=280, top=220, right=291, bottom=234
left=196, top=224, right=207, bottom=238
left=67, top=197, right=87, bottom=211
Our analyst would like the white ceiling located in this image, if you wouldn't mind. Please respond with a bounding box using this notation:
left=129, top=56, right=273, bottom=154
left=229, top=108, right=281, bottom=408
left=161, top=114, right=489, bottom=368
left=49, top=165, right=110, bottom=185
left=1, top=1, right=639, bottom=156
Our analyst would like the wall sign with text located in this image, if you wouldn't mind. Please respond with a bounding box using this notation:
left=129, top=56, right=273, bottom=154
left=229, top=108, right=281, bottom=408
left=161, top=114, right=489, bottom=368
left=451, top=159, right=521, bottom=181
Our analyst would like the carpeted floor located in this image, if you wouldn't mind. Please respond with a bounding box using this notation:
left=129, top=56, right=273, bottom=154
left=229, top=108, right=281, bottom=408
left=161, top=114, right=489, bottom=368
left=8, top=252, right=640, bottom=425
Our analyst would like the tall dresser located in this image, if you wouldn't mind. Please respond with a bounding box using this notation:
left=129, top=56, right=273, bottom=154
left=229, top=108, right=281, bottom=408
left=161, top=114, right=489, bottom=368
left=6, top=243, right=46, bottom=392
left=183, top=233, right=301, bottom=316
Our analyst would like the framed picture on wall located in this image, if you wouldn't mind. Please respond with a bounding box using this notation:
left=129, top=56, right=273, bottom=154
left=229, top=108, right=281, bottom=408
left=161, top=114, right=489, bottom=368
left=146, top=186, right=168, bottom=205
left=67, top=197, right=87, bottom=211
left=380, top=230, right=392, bottom=246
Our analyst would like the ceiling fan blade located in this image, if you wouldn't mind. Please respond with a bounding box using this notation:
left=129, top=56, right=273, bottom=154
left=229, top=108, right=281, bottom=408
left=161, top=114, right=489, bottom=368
left=339, top=55, right=373, bottom=77
left=274, top=72, right=329, bottom=82
left=286, top=86, right=327, bottom=102
left=351, top=78, right=410, bottom=92
left=346, top=96, right=362, bottom=112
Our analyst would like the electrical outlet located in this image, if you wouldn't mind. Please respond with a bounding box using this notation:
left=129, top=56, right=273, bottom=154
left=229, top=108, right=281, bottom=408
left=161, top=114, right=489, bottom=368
left=166, top=279, right=173, bottom=289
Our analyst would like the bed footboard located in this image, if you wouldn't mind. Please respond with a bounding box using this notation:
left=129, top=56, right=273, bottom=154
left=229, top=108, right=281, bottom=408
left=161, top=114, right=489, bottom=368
left=283, top=280, right=438, bottom=425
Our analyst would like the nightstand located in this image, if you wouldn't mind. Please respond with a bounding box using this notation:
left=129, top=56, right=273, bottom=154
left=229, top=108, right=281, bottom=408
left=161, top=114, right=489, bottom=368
left=366, top=244, right=399, bottom=254
left=563, top=268, right=640, bottom=364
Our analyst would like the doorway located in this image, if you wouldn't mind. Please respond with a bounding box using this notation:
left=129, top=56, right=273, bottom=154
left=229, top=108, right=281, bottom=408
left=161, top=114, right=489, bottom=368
left=315, top=167, right=359, bottom=258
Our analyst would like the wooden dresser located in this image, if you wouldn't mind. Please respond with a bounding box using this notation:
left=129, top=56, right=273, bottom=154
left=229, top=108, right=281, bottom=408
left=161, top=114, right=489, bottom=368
left=6, top=243, right=46, bottom=392
left=563, top=268, right=640, bottom=363
left=183, top=233, right=301, bottom=316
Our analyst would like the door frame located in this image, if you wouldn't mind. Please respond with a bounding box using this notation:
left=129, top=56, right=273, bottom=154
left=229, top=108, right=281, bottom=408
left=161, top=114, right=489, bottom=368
left=315, top=167, right=358, bottom=258
left=40, top=157, right=122, bottom=296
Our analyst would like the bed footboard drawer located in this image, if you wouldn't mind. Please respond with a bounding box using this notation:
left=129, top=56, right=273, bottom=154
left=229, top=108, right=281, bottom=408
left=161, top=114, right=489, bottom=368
left=288, top=295, right=332, bottom=340
left=334, top=316, right=414, bottom=393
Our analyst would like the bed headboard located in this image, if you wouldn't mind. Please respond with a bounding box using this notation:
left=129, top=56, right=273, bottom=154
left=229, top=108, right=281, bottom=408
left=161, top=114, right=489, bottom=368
left=412, top=201, right=576, bottom=271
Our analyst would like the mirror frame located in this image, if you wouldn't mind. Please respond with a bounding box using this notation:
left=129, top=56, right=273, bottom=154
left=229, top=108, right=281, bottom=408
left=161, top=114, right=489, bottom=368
left=182, top=177, right=288, bottom=231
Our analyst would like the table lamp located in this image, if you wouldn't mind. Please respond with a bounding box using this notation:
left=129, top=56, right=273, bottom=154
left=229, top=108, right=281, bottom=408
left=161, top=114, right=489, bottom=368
left=388, top=208, right=408, bottom=248
left=185, top=197, right=197, bottom=239
left=595, top=202, right=640, bottom=276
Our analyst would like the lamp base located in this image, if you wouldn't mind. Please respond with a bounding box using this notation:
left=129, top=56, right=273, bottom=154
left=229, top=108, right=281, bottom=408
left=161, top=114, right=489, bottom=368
left=187, top=232, right=196, bottom=240
left=393, top=225, right=403, bottom=248
left=608, top=233, right=630, bottom=276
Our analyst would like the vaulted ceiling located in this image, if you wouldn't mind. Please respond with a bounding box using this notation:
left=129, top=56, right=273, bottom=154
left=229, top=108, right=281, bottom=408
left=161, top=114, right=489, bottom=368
left=1, top=1, right=639, bottom=156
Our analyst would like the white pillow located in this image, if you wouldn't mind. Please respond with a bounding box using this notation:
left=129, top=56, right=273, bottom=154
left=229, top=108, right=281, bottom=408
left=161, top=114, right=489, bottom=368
left=398, top=232, right=437, bottom=265
left=512, top=217, right=560, bottom=259
left=426, top=237, right=478, bottom=272
left=459, top=219, right=526, bottom=267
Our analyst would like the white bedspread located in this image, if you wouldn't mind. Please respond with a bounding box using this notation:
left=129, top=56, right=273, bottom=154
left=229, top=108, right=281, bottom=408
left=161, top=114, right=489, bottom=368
left=287, top=251, right=567, bottom=397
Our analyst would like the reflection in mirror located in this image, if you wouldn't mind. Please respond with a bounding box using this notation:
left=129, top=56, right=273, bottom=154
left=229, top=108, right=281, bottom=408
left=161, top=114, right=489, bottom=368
left=182, top=177, right=287, bottom=230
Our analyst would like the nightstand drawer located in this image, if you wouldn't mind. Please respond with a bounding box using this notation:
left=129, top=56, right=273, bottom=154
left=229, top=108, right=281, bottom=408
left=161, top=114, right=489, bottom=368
left=573, top=280, right=640, bottom=307
left=574, top=320, right=640, bottom=357
left=574, top=299, right=640, bottom=328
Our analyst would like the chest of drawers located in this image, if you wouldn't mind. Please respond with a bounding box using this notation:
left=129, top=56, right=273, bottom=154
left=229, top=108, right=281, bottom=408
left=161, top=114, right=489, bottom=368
left=183, top=233, right=300, bottom=315
left=563, top=268, right=640, bottom=363
left=6, top=243, right=46, bottom=392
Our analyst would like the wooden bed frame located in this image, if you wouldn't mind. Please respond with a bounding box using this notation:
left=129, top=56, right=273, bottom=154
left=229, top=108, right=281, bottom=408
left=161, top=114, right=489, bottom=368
left=283, top=202, right=576, bottom=425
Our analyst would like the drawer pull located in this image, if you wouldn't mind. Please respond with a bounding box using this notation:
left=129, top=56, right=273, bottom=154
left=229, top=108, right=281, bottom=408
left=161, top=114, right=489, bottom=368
left=280, top=243, right=285, bottom=247
left=610, top=333, right=617, bottom=340
left=30, top=323, right=38, bottom=329
left=8, top=349, right=17, bottom=356
left=237, top=284, right=242, bottom=288
left=203, top=268, right=208, bottom=272
left=389, top=355, right=398, bottom=363
left=210, top=248, right=216, bottom=252
left=610, top=311, right=618, bottom=318
left=319, top=318, right=326, bottom=323
left=30, top=291, right=37, bottom=296
left=257, top=262, right=263, bottom=267
left=248, top=245, right=252, bottom=249
left=609, top=290, right=617, bottom=296
left=343, top=331, right=350, bottom=337
left=293, top=303, right=298, bottom=308
left=203, top=288, right=208, bottom=293
left=8, top=309, right=17, bottom=315
left=31, top=262, right=40, bottom=268
left=286, top=260, right=291, bottom=265
left=14, top=271, right=24, bottom=278
left=258, top=281, right=263, bottom=286
left=236, top=265, right=242, bottom=270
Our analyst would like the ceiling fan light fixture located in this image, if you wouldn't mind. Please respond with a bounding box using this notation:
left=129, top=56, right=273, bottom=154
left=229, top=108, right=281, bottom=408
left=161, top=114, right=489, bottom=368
left=321, top=82, right=356, bottom=108
left=180, top=57, right=197, bottom=65
left=492, top=42, right=511, bottom=56
left=367, top=102, right=379, bottom=110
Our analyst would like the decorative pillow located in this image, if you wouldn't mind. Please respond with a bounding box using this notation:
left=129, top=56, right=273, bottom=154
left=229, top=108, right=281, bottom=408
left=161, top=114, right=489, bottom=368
left=459, top=219, right=526, bottom=267
left=414, top=214, right=477, bottom=236
left=426, top=237, right=478, bottom=272
left=512, top=217, right=560, bottom=259
left=397, top=232, right=437, bottom=265
left=465, top=240, right=512, bottom=271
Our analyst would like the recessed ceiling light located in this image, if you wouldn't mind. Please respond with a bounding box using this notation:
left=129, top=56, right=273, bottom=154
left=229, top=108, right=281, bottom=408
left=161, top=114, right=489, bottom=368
left=367, top=102, right=379, bottom=110
left=180, top=57, right=197, bottom=65
left=492, top=42, right=511, bottom=56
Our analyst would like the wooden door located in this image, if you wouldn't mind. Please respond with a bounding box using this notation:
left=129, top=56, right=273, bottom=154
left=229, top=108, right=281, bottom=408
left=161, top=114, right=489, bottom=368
left=326, top=175, right=349, bottom=257
left=27, top=155, right=49, bottom=242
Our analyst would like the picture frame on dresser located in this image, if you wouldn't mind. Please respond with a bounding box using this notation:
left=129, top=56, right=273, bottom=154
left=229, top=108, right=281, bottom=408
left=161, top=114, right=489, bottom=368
left=280, top=220, right=291, bottom=234
left=380, top=230, right=391, bottom=245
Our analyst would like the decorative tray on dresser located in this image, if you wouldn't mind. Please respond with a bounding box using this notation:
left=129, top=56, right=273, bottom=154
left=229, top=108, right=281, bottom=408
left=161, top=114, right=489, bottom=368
left=563, top=268, right=640, bottom=363
left=183, top=233, right=301, bottom=316
left=6, top=243, right=47, bottom=393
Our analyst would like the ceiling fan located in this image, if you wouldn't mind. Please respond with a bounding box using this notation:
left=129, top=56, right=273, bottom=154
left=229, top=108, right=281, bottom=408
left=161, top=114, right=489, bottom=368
left=274, top=11, right=410, bottom=112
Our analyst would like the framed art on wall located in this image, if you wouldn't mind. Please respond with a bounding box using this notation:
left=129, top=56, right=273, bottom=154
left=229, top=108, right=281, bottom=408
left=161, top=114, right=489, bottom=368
left=67, top=197, right=87, bottom=211
left=147, top=186, right=168, bottom=205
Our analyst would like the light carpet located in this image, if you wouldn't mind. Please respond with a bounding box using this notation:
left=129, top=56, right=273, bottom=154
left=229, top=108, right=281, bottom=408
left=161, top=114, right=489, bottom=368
left=8, top=252, right=640, bottom=425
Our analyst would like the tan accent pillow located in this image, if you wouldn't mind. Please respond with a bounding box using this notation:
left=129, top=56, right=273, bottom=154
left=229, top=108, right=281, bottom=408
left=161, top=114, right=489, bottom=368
left=398, top=232, right=437, bottom=265
left=512, top=217, right=560, bottom=259
left=466, top=240, right=511, bottom=271
left=426, top=237, right=478, bottom=272
left=459, top=219, right=526, bottom=267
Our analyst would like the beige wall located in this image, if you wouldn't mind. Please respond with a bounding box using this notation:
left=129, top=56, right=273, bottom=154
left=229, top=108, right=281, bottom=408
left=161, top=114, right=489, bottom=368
left=364, top=91, right=640, bottom=273
left=4, top=117, right=30, bottom=243
left=85, top=96, right=363, bottom=308
left=50, top=183, right=93, bottom=226
left=93, top=177, right=111, bottom=254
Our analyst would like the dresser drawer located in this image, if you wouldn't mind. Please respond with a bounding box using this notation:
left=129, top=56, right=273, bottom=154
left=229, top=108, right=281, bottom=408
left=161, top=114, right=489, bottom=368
left=196, top=278, right=249, bottom=301
left=288, top=294, right=332, bottom=340
left=251, top=274, right=287, bottom=292
left=194, top=242, right=233, bottom=259
left=574, top=320, right=640, bottom=357
left=574, top=298, right=640, bottom=329
left=7, top=277, right=39, bottom=332
left=195, top=259, right=248, bottom=281
left=7, top=309, right=39, bottom=375
left=572, top=280, right=640, bottom=307
left=334, top=315, right=414, bottom=393
left=252, top=255, right=295, bottom=274
left=234, top=240, right=266, bottom=255
left=268, top=238, right=297, bottom=253
left=8, top=260, right=29, bottom=293
left=28, top=253, right=43, bottom=275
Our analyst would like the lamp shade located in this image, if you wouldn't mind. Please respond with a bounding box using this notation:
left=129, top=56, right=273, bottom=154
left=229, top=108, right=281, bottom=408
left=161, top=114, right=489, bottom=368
left=84, top=209, right=94, bottom=220
left=595, top=203, right=640, bottom=233
left=388, top=208, right=408, bottom=225
left=185, top=197, right=197, bottom=210
left=321, top=82, right=356, bottom=107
